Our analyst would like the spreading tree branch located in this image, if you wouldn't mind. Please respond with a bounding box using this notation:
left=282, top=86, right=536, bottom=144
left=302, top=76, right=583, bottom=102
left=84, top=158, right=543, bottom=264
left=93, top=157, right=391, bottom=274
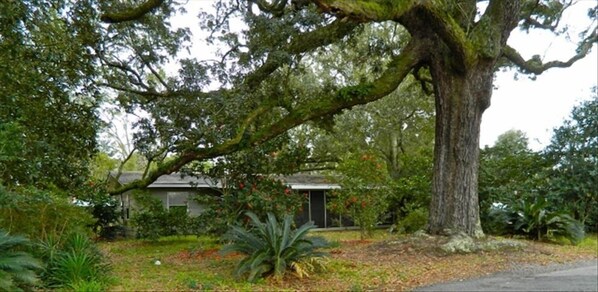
left=502, top=26, right=597, bottom=74
left=100, top=0, right=165, bottom=23
left=108, top=39, right=424, bottom=195
left=312, top=0, right=416, bottom=22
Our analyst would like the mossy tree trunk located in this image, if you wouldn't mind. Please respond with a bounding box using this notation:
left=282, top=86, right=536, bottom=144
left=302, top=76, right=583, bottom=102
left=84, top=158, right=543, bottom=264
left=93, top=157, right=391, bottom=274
left=426, top=50, right=495, bottom=236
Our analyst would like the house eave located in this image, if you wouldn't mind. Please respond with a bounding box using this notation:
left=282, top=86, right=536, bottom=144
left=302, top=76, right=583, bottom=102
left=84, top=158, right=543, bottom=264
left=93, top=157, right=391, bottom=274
left=289, top=184, right=340, bottom=190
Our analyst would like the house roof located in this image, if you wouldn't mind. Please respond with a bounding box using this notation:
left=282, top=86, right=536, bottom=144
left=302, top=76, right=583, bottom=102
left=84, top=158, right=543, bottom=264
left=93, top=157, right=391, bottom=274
left=112, top=172, right=339, bottom=190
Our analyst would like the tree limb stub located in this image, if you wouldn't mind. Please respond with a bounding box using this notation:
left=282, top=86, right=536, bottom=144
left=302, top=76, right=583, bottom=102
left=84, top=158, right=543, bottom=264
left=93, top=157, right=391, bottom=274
left=100, top=0, right=165, bottom=23
left=502, top=26, right=597, bottom=75
left=107, top=40, right=423, bottom=195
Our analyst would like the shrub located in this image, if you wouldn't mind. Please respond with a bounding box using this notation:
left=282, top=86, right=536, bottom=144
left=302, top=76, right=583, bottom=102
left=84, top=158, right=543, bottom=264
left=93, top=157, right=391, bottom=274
left=221, top=212, right=328, bottom=282
left=35, top=232, right=110, bottom=289
left=76, top=184, right=122, bottom=240
left=484, top=197, right=585, bottom=245
left=396, top=206, right=428, bottom=234
left=328, top=153, right=393, bottom=239
left=130, top=192, right=192, bottom=240
left=0, top=230, right=42, bottom=291
left=0, top=185, right=94, bottom=242
left=194, top=177, right=304, bottom=235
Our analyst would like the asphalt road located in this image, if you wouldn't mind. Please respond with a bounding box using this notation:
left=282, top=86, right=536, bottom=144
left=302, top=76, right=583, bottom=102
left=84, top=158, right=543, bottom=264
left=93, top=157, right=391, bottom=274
left=416, top=260, right=598, bottom=291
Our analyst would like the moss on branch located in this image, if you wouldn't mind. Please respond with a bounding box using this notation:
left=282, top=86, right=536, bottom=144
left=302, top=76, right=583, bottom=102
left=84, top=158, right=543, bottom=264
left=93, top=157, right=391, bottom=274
left=313, top=0, right=416, bottom=21
left=100, top=0, right=165, bottom=23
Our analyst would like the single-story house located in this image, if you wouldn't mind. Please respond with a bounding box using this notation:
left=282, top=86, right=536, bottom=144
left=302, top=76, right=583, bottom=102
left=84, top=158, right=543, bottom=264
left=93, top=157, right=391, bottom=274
left=111, top=172, right=353, bottom=228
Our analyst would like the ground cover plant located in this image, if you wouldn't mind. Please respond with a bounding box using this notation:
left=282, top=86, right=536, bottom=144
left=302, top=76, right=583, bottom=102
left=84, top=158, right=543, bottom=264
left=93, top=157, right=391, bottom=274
left=99, top=230, right=598, bottom=291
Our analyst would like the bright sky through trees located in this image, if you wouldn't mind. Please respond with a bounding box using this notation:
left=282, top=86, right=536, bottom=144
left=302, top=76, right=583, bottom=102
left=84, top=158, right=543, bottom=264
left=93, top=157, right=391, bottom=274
left=481, top=1, right=597, bottom=150
left=170, top=0, right=596, bottom=151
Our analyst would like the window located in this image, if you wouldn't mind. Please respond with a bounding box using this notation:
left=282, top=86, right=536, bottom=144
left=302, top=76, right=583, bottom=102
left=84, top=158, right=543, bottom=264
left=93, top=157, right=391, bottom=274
left=167, top=192, right=188, bottom=213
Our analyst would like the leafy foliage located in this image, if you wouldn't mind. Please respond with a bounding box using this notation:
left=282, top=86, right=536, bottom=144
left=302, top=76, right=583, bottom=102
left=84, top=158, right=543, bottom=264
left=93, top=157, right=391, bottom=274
left=221, top=212, right=328, bottom=282
left=478, top=130, right=550, bottom=230
left=485, top=197, right=585, bottom=245
left=180, top=132, right=308, bottom=235
left=544, top=97, right=598, bottom=231
left=35, top=232, right=111, bottom=289
left=130, top=192, right=193, bottom=240
left=328, top=153, right=393, bottom=238
left=0, top=0, right=101, bottom=191
left=395, top=206, right=428, bottom=234
left=0, top=230, right=42, bottom=291
left=76, top=183, right=123, bottom=239
left=0, top=185, right=94, bottom=242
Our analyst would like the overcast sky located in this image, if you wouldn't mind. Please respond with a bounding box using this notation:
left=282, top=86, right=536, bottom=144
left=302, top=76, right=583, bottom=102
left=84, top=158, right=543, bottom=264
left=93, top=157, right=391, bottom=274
left=481, top=1, right=597, bottom=150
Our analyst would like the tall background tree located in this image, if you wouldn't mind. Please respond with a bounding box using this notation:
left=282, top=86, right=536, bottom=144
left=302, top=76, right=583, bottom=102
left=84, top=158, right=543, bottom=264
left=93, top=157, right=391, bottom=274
left=0, top=0, right=102, bottom=190
left=545, top=96, right=598, bottom=230
left=96, top=0, right=597, bottom=237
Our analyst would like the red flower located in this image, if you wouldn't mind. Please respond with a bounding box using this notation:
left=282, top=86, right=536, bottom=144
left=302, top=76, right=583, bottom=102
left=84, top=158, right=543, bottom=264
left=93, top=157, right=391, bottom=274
left=239, top=182, right=245, bottom=190
left=284, top=188, right=291, bottom=195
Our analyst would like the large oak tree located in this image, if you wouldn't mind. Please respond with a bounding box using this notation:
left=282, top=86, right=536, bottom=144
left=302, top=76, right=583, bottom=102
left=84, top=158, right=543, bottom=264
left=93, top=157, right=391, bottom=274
left=98, top=0, right=596, bottom=236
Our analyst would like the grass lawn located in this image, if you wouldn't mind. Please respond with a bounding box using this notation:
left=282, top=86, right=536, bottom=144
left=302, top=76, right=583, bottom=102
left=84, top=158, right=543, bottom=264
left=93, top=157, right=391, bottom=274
left=99, top=231, right=597, bottom=291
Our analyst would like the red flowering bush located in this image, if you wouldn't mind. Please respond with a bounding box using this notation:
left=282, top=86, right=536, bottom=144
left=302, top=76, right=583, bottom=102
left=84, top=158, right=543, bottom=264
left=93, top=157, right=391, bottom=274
left=327, top=152, right=393, bottom=239
left=194, top=176, right=305, bottom=235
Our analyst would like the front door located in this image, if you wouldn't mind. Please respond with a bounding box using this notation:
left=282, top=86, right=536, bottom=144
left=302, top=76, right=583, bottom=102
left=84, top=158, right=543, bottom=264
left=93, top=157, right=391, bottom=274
left=310, top=191, right=326, bottom=228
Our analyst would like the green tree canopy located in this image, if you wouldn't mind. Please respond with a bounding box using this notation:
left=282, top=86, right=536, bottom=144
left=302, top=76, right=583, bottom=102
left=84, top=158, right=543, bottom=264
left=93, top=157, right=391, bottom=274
left=0, top=0, right=102, bottom=190
left=545, top=95, right=598, bottom=229
left=478, top=129, right=549, bottom=221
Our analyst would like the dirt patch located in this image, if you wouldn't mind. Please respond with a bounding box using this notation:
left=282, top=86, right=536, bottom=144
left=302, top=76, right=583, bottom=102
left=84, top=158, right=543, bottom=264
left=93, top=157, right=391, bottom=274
left=275, top=235, right=597, bottom=291
left=167, top=248, right=241, bottom=262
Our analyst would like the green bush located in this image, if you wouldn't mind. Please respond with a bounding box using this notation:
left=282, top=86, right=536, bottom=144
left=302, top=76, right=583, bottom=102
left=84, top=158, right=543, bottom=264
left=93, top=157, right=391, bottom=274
left=396, top=206, right=428, bottom=234
left=77, top=184, right=122, bottom=240
left=130, top=193, right=192, bottom=240
left=484, top=197, right=585, bottom=245
left=221, top=212, right=328, bottom=282
left=0, top=185, right=94, bottom=242
left=35, top=232, right=110, bottom=289
left=328, top=153, right=392, bottom=239
left=0, top=230, right=42, bottom=291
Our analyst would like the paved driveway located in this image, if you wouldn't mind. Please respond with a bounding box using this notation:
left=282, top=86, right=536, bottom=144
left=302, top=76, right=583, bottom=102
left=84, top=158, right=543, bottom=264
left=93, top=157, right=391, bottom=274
left=416, top=260, right=598, bottom=291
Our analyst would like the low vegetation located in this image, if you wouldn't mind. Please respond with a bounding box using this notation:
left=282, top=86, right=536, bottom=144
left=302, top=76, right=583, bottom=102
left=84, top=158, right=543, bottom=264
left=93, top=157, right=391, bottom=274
left=485, top=197, right=585, bottom=245
left=221, top=212, right=328, bottom=282
left=0, top=230, right=42, bottom=290
left=98, top=230, right=598, bottom=291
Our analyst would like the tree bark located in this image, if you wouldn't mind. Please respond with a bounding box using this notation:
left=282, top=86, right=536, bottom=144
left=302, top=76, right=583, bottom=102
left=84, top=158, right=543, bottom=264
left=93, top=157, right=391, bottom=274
left=427, top=51, right=494, bottom=237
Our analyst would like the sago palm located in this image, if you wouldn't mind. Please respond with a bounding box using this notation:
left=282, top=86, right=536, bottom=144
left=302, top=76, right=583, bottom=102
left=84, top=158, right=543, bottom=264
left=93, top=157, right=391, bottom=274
left=0, top=230, right=42, bottom=291
left=221, top=212, right=328, bottom=282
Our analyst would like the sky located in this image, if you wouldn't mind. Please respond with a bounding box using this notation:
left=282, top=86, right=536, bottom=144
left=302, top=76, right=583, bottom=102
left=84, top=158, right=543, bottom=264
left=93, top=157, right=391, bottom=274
left=171, top=0, right=597, bottom=152
left=481, top=2, right=597, bottom=150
